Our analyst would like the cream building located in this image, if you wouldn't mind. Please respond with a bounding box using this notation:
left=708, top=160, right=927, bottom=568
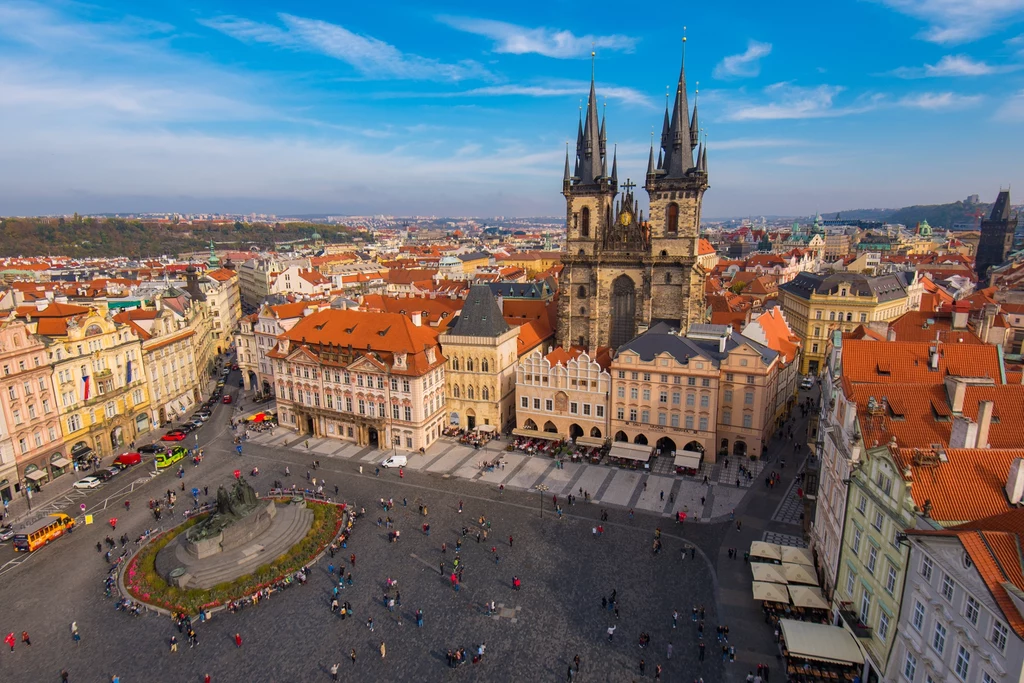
left=440, top=286, right=519, bottom=432
left=237, top=301, right=326, bottom=396
left=514, top=346, right=610, bottom=445
left=201, top=267, right=242, bottom=353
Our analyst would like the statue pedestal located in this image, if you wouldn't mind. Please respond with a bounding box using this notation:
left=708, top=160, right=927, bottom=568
left=185, top=500, right=276, bottom=559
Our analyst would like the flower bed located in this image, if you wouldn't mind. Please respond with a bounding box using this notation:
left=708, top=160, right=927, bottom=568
left=124, top=499, right=347, bottom=615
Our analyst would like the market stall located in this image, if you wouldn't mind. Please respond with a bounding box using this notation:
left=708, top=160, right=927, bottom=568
left=752, top=581, right=790, bottom=604
left=778, top=619, right=864, bottom=682
left=673, top=450, right=703, bottom=475
left=607, top=442, right=653, bottom=469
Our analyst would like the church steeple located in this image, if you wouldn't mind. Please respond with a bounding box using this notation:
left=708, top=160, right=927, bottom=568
left=690, top=87, right=700, bottom=151
left=610, top=145, right=618, bottom=184
left=662, top=39, right=694, bottom=178
left=574, top=53, right=605, bottom=185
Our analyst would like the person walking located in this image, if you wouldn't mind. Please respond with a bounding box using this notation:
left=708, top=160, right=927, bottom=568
left=654, top=664, right=663, bottom=681
left=60, top=670, right=69, bottom=683
left=667, top=641, right=673, bottom=659
left=20, top=631, right=30, bottom=646
left=70, top=622, right=80, bottom=646
left=566, top=665, right=574, bottom=682
left=416, top=609, right=424, bottom=627
left=4, top=632, right=15, bottom=651
left=169, top=635, right=178, bottom=653
left=607, top=625, right=616, bottom=642
left=698, top=639, right=705, bottom=661
left=234, top=633, right=242, bottom=648
left=639, top=658, right=646, bottom=676
left=350, top=649, right=357, bottom=666
left=379, top=641, right=386, bottom=659
left=509, top=535, right=513, bottom=548
left=330, top=663, right=339, bottom=681
left=574, top=653, right=580, bottom=673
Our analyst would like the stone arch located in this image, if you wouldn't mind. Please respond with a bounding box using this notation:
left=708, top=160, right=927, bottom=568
left=633, top=433, right=649, bottom=445
left=467, top=385, right=475, bottom=399
left=590, top=426, right=602, bottom=438
left=524, top=418, right=538, bottom=430
left=733, top=440, right=748, bottom=457
left=569, top=423, right=584, bottom=440
left=481, top=386, right=489, bottom=400
left=614, top=430, right=628, bottom=442
left=656, top=436, right=676, bottom=455
left=481, top=358, right=489, bottom=372
left=543, top=421, right=558, bottom=433
left=684, top=440, right=705, bottom=454
left=452, top=357, right=460, bottom=371
left=466, top=358, right=474, bottom=372
left=452, top=385, right=460, bottom=398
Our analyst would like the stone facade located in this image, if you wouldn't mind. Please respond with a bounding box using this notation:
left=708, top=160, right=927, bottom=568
left=515, top=347, right=611, bottom=441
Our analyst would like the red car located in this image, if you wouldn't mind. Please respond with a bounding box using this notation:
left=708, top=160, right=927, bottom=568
left=161, top=430, right=187, bottom=441
left=223, top=395, right=233, bottom=404
left=231, top=363, right=239, bottom=371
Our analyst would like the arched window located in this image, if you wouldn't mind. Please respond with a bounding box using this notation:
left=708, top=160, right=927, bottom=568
left=482, top=386, right=490, bottom=400
left=665, top=272, right=672, bottom=284
left=467, top=358, right=474, bottom=372
left=667, top=202, right=679, bottom=234
left=579, top=307, right=586, bottom=315
left=577, top=285, right=587, bottom=299
left=452, top=384, right=460, bottom=398
left=452, top=357, right=460, bottom=370
left=481, top=359, right=489, bottom=372
left=467, top=386, right=475, bottom=399
left=581, top=207, right=590, bottom=237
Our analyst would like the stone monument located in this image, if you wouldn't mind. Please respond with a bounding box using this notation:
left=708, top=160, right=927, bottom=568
left=185, top=477, right=276, bottom=560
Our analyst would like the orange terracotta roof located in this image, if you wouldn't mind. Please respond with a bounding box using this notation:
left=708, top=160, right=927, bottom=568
left=15, top=302, right=90, bottom=318
left=360, top=294, right=463, bottom=331
left=750, top=308, right=800, bottom=364
left=894, top=447, right=1024, bottom=525
left=266, top=301, right=324, bottom=320
left=888, top=311, right=983, bottom=344
left=502, top=298, right=557, bottom=332
left=514, top=319, right=553, bottom=357
left=698, top=238, right=716, bottom=255
left=841, top=339, right=1001, bottom=384
left=205, top=268, right=236, bottom=282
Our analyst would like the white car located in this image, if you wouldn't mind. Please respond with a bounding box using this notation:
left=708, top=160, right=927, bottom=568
left=800, top=376, right=815, bottom=390
left=381, top=455, right=408, bottom=468
left=72, top=476, right=101, bottom=490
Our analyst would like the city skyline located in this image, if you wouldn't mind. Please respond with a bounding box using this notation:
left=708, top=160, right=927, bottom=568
left=0, top=0, right=1022, bottom=218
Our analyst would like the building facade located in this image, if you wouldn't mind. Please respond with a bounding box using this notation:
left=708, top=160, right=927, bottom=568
left=270, top=309, right=447, bottom=452
left=515, top=346, right=611, bottom=442
left=202, top=267, right=242, bottom=353
left=440, top=286, right=519, bottom=432
left=557, top=49, right=707, bottom=351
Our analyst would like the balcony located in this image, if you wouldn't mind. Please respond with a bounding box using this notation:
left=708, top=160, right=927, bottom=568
left=839, top=608, right=873, bottom=639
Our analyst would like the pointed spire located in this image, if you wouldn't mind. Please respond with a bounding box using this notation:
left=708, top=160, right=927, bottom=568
left=657, top=148, right=664, bottom=170
left=695, top=141, right=704, bottom=172
left=611, top=145, right=618, bottom=183
left=647, top=142, right=656, bottom=176
left=564, top=142, right=571, bottom=181
left=576, top=50, right=605, bottom=184
left=690, top=83, right=700, bottom=150
left=701, top=133, right=708, bottom=174
left=662, top=33, right=694, bottom=178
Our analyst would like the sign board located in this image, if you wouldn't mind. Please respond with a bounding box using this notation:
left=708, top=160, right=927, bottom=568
left=80, top=504, right=86, bottom=512
left=84, top=515, right=93, bottom=525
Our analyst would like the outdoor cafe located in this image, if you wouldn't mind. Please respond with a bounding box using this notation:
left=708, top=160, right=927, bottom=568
left=778, top=619, right=865, bottom=683
left=607, top=441, right=653, bottom=470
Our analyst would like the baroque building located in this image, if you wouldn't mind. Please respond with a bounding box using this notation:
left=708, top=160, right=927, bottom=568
left=557, top=47, right=708, bottom=352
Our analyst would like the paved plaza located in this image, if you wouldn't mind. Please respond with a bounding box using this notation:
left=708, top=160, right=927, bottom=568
left=0, top=370, right=820, bottom=683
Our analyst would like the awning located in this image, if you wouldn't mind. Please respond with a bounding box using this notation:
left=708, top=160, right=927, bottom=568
left=476, top=424, right=496, bottom=433
left=576, top=436, right=606, bottom=448
left=673, top=450, right=703, bottom=469
left=751, top=563, right=788, bottom=584
left=781, top=546, right=815, bottom=567
left=511, top=428, right=561, bottom=441
left=750, top=541, right=783, bottom=561
left=71, top=447, right=94, bottom=460
left=50, top=458, right=71, bottom=468
left=752, top=581, right=790, bottom=603
left=608, top=442, right=653, bottom=462
left=782, top=563, right=819, bottom=586
left=778, top=619, right=864, bottom=665
left=25, top=470, right=48, bottom=481
left=788, top=585, right=830, bottom=610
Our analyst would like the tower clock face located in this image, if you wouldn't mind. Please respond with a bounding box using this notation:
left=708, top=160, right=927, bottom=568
left=619, top=211, right=632, bottom=226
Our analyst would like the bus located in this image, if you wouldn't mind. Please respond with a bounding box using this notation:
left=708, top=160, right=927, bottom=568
left=155, top=446, right=187, bottom=469
left=13, top=513, right=76, bottom=552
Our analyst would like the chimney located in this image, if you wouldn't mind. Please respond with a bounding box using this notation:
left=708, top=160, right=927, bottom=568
left=411, top=311, right=422, bottom=327
left=1006, top=458, right=1024, bottom=505
left=952, top=301, right=968, bottom=330
left=929, top=346, right=939, bottom=371
left=886, top=328, right=896, bottom=342
left=979, top=304, right=998, bottom=343
left=719, top=335, right=727, bottom=353
left=946, top=377, right=967, bottom=412
left=976, top=400, right=994, bottom=449
left=35, top=300, right=47, bottom=312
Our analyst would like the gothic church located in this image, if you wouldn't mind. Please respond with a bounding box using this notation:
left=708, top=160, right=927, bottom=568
left=556, top=45, right=708, bottom=351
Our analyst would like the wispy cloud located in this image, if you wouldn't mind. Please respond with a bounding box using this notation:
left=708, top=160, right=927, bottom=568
left=713, top=40, right=772, bottom=79
left=874, top=0, right=1024, bottom=44
left=994, top=88, right=1024, bottom=120
left=897, top=91, right=983, bottom=108
left=199, top=13, right=493, bottom=81
left=378, top=81, right=656, bottom=108
left=890, top=54, right=1017, bottom=77
left=436, top=16, right=636, bottom=58
left=712, top=138, right=808, bottom=150
left=724, top=83, right=880, bottom=121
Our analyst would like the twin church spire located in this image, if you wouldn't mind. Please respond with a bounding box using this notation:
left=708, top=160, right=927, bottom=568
left=565, top=53, right=617, bottom=191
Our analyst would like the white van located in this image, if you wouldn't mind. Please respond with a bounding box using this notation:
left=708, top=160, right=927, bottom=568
left=381, top=454, right=407, bottom=469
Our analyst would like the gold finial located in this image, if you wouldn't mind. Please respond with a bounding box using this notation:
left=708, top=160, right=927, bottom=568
left=591, top=46, right=596, bottom=81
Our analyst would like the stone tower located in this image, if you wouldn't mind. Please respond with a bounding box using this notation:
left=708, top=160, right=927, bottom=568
left=557, top=46, right=708, bottom=352
left=976, top=190, right=1017, bottom=283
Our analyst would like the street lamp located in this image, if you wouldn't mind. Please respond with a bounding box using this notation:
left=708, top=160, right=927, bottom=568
left=535, top=484, right=549, bottom=519
left=21, top=478, right=32, bottom=511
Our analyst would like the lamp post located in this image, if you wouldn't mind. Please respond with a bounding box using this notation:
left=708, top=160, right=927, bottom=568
left=534, top=484, right=549, bottom=519
left=22, top=478, right=32, bottom=512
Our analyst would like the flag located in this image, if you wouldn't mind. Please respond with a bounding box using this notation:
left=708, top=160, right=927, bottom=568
left=81, top=373, right=90, bottom=401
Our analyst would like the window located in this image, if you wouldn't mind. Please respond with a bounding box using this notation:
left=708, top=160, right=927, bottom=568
left=722, top=410, right=731, bottom=425
left=814, top=326, right=821, bottom=337
left=391, top=377, right=399, bottom=391
left=672, top=392, right=680, bottom=404
left=852, top=528, right=862, bottom=554
left=699, top=417, right=708, bottom=431
left=859, top=592, right=870, bottom=624
left=991, top=620, right=1008, bottom=652
left=867, top=546, right=878, bottom=574
left=903, top=651, right=917, bottom=681
left=686, top=393, right=695, bottom=407
left=7, top=386, right=15, bottom=401
left=617, top=408, right=625, bottom=420
left=658, top=412, right=667, bottom=426
left=878, top=611, right=890, bottom=642
left=617, top=386, right=626, bottom=398
left=402, top=379, right=410, bottom=392
left=965, top=596, right=980, bottom=626
left=744, top=392, right=754, bottom=405
left=932, top=623, right=947, bottom=654
left=596, top=406, right=604, bottom=418
left=67, top=414, right=82, bottom=432
left=700, top=394, right=709, bottom=408
left=983, top=673, right=996, bottom=683
left=642, top=389, right=651, bottom=401
left=358, top=399, right=365, bottom=415
left=659, top=392, right=668, bottom=404
left=921, top=556, right=933, bottom=581
left=941, top=574, right=956, bottom=602
left=628, top=408, right=637, bottom=421
left=583, top=404, right=591, bottom=416
left=815, top=310, right=822, bottom=319
left=533, top=398, right=540, bottom=410
left=912, top=601, right=925, bottom=631
left=812, top=343, right=819, bottom=354
left=742, top=414, right=752, bottom=428
left=12, top=409, right=21, bottom=425
left=846, top=570, right=856, bottom=596
left=954, top=645, right=970, bottom=680
left=702, top=378, right=711, bottom=387
left=630, top=388, right=639, bottom=400
left=345, top=398, right=352, bottom=412
left=580, top=206, right=590, bottom=236
left=641, top=410, right=650, bottom=423
left=687, top=377, right=696, bottom=386
left=404, top=407, right=412, bottom=421
left=570, top=402, right=578, bottom=414
left=723, top=389, right=733, bottom=403
left=873, top=511, right=884, bottom=531
left=18, top=438, right=27, bottom=454
left=670, top=414, right=679, bottom=427
left=660, top=374, right=668, bottom=383
left=521, top=396, right=528, bottom=409
left=666, top=202, right=678, bottom=234
left=643, top=373, right=651, bottom=382
left=860, top=313, right=868, bottom=322
left=725, top=373, right=734, bottom=382
left=886, top=564, right=898, bottom=594
left=545, top=399, right=553, bottom=412
left=685, top=415, right=694, bottom=429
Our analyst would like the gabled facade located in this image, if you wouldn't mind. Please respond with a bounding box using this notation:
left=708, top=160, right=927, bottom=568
left=515, top=346, right=611, bottom=442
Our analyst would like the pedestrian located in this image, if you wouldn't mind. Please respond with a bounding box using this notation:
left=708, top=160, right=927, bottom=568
left=60, top=670, right=69, bottom=683
left=416, top=609, right=423, bottom=627
left=699, top=640, right=705, bottom=661
left=672, top=609, right=678, bottom=628
left=458, top=500, right=463, bottom=513
left=4, top=632, right=14, bottom=651
left=330, top=663, right=339, bottom=680
left=660, top=490, right=664, bottom=501
left=639, top=658, right=646, bottom=676
left=367, top=617, right=374, bottom=632
left=655, top=664, right=663, bottom=681
left=350, top=649, right=357, bottom=666
left=170, top=635, right=178, bottom=653
left=21, top=631, right=30, bottom=646
left=566, top=665, right=574, bottom=682
left=379, top=641, right=386, bottom=659
left=70, top=622, right=80, bottom=645
left=509, top=535, right=513, bottom=547
left=204, top=675, right=211, bottom=683
left=667, top=641, right=673, bottom=659
left=607, top=625, right=616, bottom=642
left=234, top=633, right=242, bottom=648
left=574, top=653, right=581, bottom=673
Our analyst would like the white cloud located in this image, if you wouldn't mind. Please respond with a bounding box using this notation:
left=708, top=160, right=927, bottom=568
left=199, top=13, right=493, bottom=82
left=891, top=54, right=1015, bottom=77
left=994, top=88, right=1024, bottom=120
left=436, top=16, right=636, bottom=58
left=874, top=0, right=1024, bottom=44
left=381, top=81, right=656, bottom=108
left=897, top=91, right=983, bottom=109
left=711, top=138, right=808, bottom=150
left=713, top=40, right=772, bottom=79
left=725, top=83, right=879, bottom=121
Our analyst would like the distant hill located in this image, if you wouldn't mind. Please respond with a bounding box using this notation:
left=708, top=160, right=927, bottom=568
left=828, top=200, right=990, bottom=229
left=0, top=216, right=366, bottom=258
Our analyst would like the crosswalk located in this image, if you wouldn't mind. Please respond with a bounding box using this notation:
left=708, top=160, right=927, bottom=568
left=246, top=429, right=755, bottom=521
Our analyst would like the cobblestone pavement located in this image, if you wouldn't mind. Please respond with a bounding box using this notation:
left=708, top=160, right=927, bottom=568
left=0, top=372, right=728, bottom=683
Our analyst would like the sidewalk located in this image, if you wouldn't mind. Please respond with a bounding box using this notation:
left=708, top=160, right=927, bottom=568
left=716, top=390, right=818, bottom=683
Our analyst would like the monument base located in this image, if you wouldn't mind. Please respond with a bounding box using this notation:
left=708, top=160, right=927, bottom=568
left=185, top=500, right=277, bottom=559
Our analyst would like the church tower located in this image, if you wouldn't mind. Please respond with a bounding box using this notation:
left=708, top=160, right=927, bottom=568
left=645, top=40, right=708, bottom=331
left=557, top=60, right=618, bottom=350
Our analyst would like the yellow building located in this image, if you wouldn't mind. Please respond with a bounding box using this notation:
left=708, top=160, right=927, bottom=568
left=780, top=272, right=913, bottom=374
left=440, top=286, right=520, bottom=432
left=498, top=251, right=563, bottom=278
left=18, top=302, right=152, bottom=461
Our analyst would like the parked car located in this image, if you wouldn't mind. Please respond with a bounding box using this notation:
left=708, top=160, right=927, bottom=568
left=800, top=376, right=815, bottom=390
left=0, top=524, right=15, bottom=542
left=177, top=423, right=197, bottom=434
left=72, top=476, right=101, bottom=490
left=191, top=412, right=210, bottom=422
left=96, top=468, right=118, bottom=482
left=223, top=395, right=233, bottom=404
left=381, top=454, right=407, bottom=468
left=161, top=430, right=187, bottom=441
left=138, top=444, right=166, bottom=455
left=113, top=452, right=143, bottom=468
left=231, top=363, right=239, bottom=371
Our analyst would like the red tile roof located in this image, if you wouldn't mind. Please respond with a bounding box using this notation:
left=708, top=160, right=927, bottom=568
left=841, top=339, right=1001, bottom=385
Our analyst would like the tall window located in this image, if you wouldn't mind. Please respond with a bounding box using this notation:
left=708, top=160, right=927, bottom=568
left=481, top=359, right=489, bottom=372
left=954, top=645, right=970, bottom=680
left=667, top=203, right=679, bottom=234
left=581, top=207, right=590, bottom=237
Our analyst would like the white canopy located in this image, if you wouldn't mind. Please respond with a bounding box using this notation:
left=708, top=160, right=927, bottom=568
left=750, top=541, right=783, bottom=561
left=752, top=581, right=790, bottom=604
left=781, top=546, right=815, bottom=567
left=673, top=450, right=703, bottom=469
left=576, top=436, right=606, bottom=448
left=609, top=442, right=653, bottom=462
left=751, top=563, right=788, bottom=584
left=782, top=563, right=819, bottom=586
left=788, top=585, right=830, bottom=610
left=778, top=619, right=864, bottom=665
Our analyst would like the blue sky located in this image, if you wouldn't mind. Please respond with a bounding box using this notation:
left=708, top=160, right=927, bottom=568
left=1, top=0, right=1023, bottom=218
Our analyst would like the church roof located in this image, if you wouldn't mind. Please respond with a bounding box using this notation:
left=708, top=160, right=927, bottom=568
left=446, top=285, right=511, bottom=337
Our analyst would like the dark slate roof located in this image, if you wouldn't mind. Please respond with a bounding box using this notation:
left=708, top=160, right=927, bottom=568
left=616, top=321, right=778, bottom=366
left=780, top=272, right=908, bottom=303
left=446, top=285, right=511, bottom=337
left=486, top=281, right=554, bottom=299
left=989, top=190, right=1015, bottom=222
left=458, top=251, right=491, bottom=263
